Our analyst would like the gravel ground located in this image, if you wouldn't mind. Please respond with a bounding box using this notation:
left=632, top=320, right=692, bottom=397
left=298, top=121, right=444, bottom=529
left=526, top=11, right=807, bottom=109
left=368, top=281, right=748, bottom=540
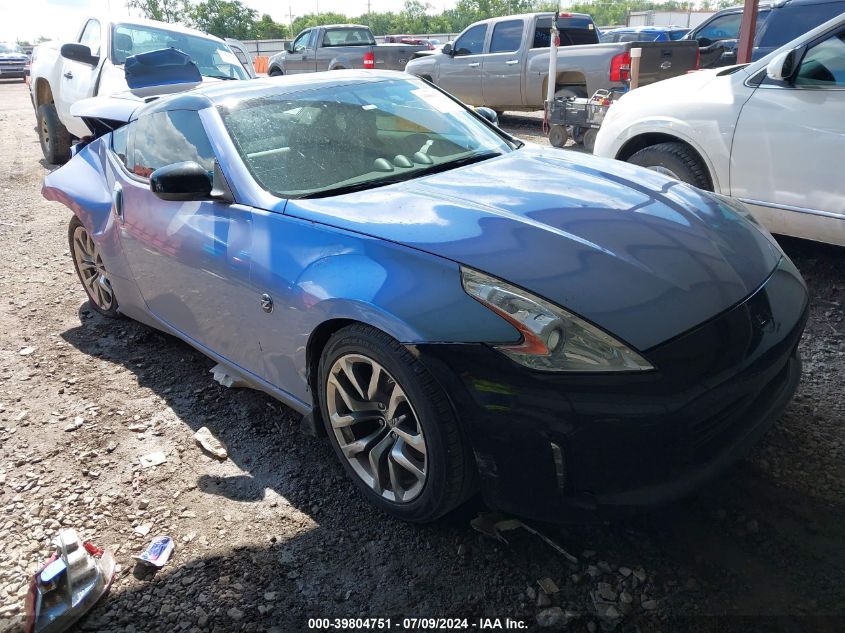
left=0, top=80, right=843, bottom=633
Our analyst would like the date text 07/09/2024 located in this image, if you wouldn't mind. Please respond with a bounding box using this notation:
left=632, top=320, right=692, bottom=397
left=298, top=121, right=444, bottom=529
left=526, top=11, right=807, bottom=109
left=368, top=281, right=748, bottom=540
left=307, top=617, right=529, bottom=630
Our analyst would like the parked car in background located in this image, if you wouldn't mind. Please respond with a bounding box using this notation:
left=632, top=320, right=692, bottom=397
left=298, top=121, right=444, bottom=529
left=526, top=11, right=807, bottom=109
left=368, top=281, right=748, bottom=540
left=686, top=0, right=845, bottom=68
left=45, top=69, right=807, bottom=523
left=29, top=16, right=251, bottom=164
left=384, top=35, right=436, bottom=49
left=267, top=25, right=427, bottom=75
left=225, top=38, right=257, bottom=78
left=600, top=26, right=689, bottom=42
left=0, top=42, right=29, bottom=82
left=405, top=12, right=699, bottom=112
left=595, top=13, right=845, bottom=246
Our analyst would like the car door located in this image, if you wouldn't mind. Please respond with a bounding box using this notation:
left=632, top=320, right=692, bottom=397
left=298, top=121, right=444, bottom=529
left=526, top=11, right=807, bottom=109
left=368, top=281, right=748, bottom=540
left=113, top=109, right=261, bottom=373
left=287, top=29, right=317, bottom=74
left=481, top=18, right=525, bottom=108
left=438, top=23, right=487, bottom=104
left=56, top=19, right=103, bottom=129
left=730, top=26, right=845, bottom=240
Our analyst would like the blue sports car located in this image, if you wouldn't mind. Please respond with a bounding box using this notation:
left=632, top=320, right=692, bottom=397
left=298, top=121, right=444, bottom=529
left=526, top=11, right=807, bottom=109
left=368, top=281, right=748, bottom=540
left=45, top=69, right=808, bottom=523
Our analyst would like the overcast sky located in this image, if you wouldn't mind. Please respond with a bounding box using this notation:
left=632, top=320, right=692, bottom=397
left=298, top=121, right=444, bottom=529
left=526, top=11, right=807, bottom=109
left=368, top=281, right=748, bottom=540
left=0, top=0, right=463, bottom=42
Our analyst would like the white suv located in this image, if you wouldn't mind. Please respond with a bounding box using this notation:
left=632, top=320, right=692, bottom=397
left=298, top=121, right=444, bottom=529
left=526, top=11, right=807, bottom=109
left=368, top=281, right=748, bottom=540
left=594, top=13, right=845, bottom=247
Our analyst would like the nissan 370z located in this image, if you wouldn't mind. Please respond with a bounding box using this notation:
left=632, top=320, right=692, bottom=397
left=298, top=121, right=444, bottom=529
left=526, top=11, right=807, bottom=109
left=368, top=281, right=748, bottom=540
left=44, top=70, right=808, bottom=523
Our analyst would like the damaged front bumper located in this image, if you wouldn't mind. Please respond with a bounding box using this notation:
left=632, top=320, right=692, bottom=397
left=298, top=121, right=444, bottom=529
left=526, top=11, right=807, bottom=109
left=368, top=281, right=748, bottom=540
left=411, top=257, right=809, bottom=522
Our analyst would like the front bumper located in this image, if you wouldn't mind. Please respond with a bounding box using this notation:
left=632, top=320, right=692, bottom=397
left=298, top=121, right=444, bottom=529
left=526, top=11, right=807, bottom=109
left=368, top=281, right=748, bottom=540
left=412, top=257, right=808, bottom=522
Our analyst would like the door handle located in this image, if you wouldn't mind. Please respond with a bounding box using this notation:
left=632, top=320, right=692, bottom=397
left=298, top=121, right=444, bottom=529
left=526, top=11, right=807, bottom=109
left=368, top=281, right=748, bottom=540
left=505, top=60, right=519, bottom=65
left=63, top=71, right=73, bottom=79
left=112, top=183, right=124, bottom=224
left=468, top=62, right=480, bottom=68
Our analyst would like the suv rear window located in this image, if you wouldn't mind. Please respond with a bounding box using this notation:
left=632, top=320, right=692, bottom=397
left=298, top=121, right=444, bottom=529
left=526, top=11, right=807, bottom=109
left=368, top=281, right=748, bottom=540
left=757, top=2, right=845, bottom=47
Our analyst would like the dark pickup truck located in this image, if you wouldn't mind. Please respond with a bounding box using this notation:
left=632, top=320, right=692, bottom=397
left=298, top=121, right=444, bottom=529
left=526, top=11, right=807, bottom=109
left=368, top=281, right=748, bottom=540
left=267, top=24, right=427, bottom=75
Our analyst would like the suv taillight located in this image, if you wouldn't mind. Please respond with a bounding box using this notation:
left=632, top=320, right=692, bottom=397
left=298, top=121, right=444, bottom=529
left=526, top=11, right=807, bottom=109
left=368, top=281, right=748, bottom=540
left=363, top=51, right=375, bottom=69
left=610, top=51, right=631, bottom=82
left=694, top=46, right=700, bottom=70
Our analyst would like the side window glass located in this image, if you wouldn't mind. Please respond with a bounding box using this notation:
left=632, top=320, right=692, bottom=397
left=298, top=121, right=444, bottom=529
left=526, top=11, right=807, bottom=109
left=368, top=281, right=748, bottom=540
left=695, top=14, right=742, bottom=43
left=131, top=110, right=215, bottom=179
left=454, top=24, right=487, bottom=56
left=111, top=124, right=130, bottom=166
left=795, top=30, right=845, bottom=88
left=292, top=31, right=310, bottom=53
left=533, top=18, right=552, bottom=48
left=489, top=20, right=524, bottom=54
left=79, top=19, right=101, bottom=56
left=307, top=30, right=318, bottom=49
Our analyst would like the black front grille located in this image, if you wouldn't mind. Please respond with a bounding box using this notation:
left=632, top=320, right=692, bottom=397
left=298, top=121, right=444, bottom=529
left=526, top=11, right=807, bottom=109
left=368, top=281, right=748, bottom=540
left=687, top=360, right=792, bottom=463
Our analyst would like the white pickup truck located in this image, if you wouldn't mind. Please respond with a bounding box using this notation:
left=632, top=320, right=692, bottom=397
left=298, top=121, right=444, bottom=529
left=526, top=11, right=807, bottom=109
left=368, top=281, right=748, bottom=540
left=30, top=16, right=252, bottom=164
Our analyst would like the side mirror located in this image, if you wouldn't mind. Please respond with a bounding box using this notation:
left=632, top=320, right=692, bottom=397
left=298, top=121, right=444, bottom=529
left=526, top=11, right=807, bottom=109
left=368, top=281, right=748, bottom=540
left=441, top=42, right=453, bottom=56
left=766, top=47, right=801, bottom=82
left=150, top=161, right=212, bottom=201
left=61, top=43, right=99, bottom=66
left=475, top=106, right=499, bottom=127
left=285, top=42, right=294, bottom=53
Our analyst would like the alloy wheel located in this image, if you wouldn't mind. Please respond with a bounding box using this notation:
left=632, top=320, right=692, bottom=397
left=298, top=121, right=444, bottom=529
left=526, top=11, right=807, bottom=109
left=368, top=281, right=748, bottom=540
left=326, top=353, right=428, bottom=503
left=71, top=225, right=114, bottom=311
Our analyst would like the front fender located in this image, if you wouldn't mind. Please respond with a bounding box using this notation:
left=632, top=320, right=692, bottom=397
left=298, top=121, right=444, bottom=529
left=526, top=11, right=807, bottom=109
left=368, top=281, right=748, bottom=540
left=609, top=118, right=726, bottom=194
left=42, top=138, right=135, bottom=281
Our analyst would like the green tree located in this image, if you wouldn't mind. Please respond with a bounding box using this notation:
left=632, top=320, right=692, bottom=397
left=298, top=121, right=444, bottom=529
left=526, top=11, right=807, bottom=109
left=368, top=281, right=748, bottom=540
left=126, top=0, right=188, bottom=23
left=189, top=0, right=258, bottom=39
left=290, top=12, right=349, bottom=37
left=255, top=14, right=288, bottom=39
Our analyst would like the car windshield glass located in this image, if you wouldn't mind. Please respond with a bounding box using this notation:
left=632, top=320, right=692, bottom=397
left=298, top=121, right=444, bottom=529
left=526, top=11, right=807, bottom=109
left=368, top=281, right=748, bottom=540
left=220, top=78, right=514, bottom=199
left=111, top=24, right=248, bottom=80
left=0, top=42, right=24, bottom=54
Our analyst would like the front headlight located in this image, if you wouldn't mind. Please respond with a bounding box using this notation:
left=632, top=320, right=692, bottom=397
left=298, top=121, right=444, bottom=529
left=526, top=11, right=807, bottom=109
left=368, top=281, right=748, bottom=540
left=461, top=267, right=654, bottom=372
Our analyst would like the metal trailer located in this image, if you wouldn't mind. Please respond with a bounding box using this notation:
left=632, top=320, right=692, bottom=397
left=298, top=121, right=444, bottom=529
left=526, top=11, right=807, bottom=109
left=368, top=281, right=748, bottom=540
left=546, top=88, right=625, bottom=151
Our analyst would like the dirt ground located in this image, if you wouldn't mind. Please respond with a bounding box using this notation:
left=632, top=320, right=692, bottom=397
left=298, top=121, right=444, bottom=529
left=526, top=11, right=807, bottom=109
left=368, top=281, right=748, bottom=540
left=0, top=79, right=843, bottom=633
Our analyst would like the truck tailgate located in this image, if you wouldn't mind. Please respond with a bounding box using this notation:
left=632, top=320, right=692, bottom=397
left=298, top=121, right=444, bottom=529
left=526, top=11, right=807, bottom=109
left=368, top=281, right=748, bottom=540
left=634, top=40, right=699, bottom=86
left=375, top=44, right=426, bottom=71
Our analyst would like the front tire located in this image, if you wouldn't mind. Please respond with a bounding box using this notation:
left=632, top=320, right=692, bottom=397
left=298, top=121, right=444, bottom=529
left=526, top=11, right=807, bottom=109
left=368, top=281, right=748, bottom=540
left=68, top=217, right=119, bottom=317
left=627, top=142, right=712, bottom=190
left=37, top=103, right=71, bottom=164
left=317, top=323, right=474, bottom=522
left=268, top=68, right=283, bottom=77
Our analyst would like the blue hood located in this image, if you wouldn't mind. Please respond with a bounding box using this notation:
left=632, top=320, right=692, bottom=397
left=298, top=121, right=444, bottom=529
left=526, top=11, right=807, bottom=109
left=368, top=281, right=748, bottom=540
left=285, top=148, right=780, bottom=350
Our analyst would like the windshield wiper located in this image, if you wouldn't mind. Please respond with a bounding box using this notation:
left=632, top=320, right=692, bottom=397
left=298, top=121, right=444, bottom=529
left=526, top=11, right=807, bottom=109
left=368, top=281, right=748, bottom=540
left=205, top=74, right=239, bottom=80
left=299, top=151, right=502, bottom=199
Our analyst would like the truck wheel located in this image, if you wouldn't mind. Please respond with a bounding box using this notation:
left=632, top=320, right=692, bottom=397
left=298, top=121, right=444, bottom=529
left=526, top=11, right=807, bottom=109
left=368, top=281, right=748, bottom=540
left=628, top=142, right=712, bottom=190
left=548, top=124, right=568, bottom=148
left=37, top=103, right=71, bottom=165
left=554, top=87, right=587, bottom=100
left=583, top=128, right=598, bottom=154
left=269, top=68, right=283, bottom=77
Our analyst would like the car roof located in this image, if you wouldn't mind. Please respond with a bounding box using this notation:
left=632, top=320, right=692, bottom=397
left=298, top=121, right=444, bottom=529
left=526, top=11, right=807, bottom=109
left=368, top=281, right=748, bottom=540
left=130, top=70, right=407, bottom=120
left=109, top=15, right=230, bottom=44
left=305, top=24, right=369, bottom=29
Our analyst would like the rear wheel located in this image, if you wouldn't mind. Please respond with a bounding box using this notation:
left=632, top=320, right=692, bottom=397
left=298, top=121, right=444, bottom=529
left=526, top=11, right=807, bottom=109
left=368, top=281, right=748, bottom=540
left=37, top=103, right=71, bottom=165
left=68, top=217, right=119, bottom=317
left=627, top=142, right=712, bottom=190
left=318, top=323, right=474, bottom=522
left=548, top=124, right=569, bottom=148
